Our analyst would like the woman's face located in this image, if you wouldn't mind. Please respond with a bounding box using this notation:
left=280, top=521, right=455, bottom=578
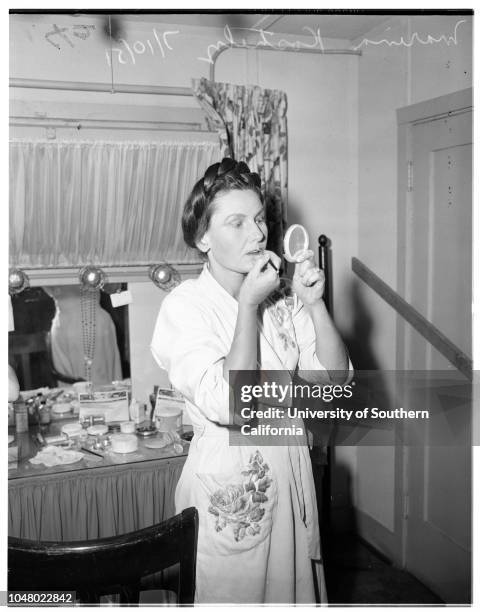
left=198, top=189, right=268, bottom=275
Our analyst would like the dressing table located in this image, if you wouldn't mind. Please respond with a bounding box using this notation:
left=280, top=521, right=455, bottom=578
left=8, top=419, right=188, bottom=541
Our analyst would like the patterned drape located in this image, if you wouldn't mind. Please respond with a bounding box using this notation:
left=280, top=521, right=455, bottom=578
left=192, top=78, right=288, bottom=257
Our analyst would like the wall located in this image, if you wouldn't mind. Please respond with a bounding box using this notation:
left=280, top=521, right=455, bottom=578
left=10, top=14, right=359, bottom=404
left=251, top=50, right=359, bottom=334
left=348, top=14, right=473, bottom=561
left=357, top=14, right=472, bottom=370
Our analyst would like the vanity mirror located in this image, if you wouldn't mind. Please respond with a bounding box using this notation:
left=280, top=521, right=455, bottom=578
left=9, top=284, right=130, bottom=391
left=283, top=224, right=310, bottom=263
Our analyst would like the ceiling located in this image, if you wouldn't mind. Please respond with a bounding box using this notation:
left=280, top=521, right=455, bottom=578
left=96, top=12, right=391, bottom=42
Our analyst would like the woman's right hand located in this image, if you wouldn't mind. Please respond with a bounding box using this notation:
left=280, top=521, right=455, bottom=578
left=238, top=251, right=281, bottom=307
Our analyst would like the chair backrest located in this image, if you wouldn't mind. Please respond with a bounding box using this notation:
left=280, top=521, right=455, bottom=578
left=8, top=507, right=198, bottom=604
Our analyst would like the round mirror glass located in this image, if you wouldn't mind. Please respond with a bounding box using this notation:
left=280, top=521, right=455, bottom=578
left=283, top=224, right=309, bottom=262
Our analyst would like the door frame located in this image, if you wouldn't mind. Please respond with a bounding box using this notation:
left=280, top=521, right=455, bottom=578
left=395, top=87, right=473, bottom=568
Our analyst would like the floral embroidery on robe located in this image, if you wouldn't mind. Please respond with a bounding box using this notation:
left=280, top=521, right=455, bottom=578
left=207, top=451, right=272, bottom=542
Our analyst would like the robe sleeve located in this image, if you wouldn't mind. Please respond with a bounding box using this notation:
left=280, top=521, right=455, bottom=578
left=292, top=299, right=354, bottom=383
left=151, top=292, right=231, bottom=425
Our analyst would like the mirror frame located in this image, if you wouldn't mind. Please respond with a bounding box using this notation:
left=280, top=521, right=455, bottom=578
left=19, top=263, right=203, bottom=287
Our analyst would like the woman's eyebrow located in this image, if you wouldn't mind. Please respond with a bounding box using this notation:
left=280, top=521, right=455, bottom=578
left=224, top=213, right=245, bottom=221
left=224, top=210, right=264, bottom=222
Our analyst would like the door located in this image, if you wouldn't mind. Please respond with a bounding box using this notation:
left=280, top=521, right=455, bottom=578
left=398, top=91, right=472, bottom=603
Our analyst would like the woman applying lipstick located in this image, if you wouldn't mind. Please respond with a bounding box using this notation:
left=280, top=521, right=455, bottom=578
left=151, top=157, right=350, bottom=604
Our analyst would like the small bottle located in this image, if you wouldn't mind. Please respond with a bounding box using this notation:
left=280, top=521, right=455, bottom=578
left=129, top=398, right=145, bottom=424
left=149, top=393, right=156, bottom=423
left=25, top=398, right=35, bottom=420
left=39, top=400, right=51, bottom=425
left=14, top=400, right=28, bottom=433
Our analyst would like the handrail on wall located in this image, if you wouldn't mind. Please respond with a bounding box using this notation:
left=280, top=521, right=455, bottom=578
left=352, top=257, right=473, bottom=380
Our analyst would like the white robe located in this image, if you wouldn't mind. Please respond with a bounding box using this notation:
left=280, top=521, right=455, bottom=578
left=151, top=265, right=332, bottom=604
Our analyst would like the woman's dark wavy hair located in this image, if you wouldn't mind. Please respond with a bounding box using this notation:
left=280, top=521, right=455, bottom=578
left=182, top=157, right=263, bottom=253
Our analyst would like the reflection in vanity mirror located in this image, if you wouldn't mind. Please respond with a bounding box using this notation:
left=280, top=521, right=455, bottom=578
left=8, top=284, right=130, bottom=390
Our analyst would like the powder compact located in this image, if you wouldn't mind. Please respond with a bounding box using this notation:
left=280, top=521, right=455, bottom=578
left=110, top=433, right=138, bottom=454
left=87, top=424, right=108, bottom=436
left=51, top=402, right=73, bottom=416
left=136, top=424, right=158, bottom=437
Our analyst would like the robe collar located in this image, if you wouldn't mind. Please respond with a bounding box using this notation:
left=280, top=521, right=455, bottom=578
left=200, top=263, right=239, bottom=309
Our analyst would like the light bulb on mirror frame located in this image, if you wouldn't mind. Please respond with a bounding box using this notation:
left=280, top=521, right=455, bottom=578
left=79, top=265, right=106, bottom=291
left=148, top=263, right=180, bottom=291
left=9, top=268, right=30, bottom=295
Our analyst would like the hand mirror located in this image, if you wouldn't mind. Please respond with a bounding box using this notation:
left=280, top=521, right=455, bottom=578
left=283, top=224, right=309, bottom=263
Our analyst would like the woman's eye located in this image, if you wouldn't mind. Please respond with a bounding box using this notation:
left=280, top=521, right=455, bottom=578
left=257, top=216, right=266, bottom=224
left=230, top=220, right=243, bottom=228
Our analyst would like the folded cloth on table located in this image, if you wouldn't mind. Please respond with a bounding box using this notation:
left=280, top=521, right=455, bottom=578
left=29, top=445, right=84, bottom=467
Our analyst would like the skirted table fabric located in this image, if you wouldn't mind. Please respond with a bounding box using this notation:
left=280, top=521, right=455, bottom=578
left=9, top=456, right=185, bottom=541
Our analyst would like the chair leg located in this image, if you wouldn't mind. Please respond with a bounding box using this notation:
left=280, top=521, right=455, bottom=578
left=178, top=557, right=195, bottom=604
left=178, top=508, right=197, bottom=605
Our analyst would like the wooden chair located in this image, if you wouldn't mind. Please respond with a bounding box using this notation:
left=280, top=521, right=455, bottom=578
left=8, top=507, right=198, bottom=605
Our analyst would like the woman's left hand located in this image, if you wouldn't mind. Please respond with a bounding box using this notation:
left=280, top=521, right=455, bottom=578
left=291, top=250, right=325, bottom=306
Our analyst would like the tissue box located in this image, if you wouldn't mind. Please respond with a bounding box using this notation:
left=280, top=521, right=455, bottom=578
left=78, top=389, right=129, bottom=423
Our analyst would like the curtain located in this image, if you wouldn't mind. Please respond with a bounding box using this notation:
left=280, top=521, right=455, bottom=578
left=192, top=78, right=288, bottom=257
left=9, top=457, right=185, bottom=540
left=9, top=140, right=221, bottom=267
